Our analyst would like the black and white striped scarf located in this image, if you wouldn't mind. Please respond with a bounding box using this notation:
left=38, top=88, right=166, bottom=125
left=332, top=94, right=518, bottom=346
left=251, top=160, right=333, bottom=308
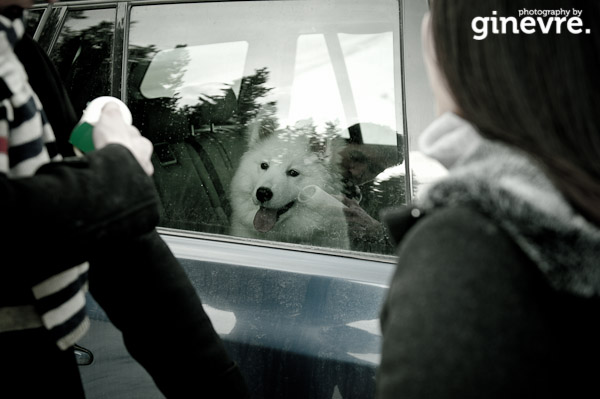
left=0, top=14, right=89, bottom=350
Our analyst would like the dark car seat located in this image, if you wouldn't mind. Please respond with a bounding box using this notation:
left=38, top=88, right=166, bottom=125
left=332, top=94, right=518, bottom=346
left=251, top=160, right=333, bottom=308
left=128, top=59, right=244, bottom=234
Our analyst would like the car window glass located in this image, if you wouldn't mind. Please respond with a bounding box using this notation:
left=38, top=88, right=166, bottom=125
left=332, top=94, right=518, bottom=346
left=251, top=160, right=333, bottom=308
left=49, top=8, right=115, bottom=116
left=127, top=0, right=403, bottom=255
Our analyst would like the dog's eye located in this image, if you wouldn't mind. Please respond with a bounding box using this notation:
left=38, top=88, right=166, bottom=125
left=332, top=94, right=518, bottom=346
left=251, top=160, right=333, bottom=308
left=260, top=162, right=269, bottom=170
left=287, top=169, right=300, bottom=177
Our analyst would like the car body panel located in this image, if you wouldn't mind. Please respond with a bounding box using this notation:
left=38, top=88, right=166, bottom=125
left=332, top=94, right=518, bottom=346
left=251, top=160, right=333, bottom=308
left=79, top=235, right=393, bottom=398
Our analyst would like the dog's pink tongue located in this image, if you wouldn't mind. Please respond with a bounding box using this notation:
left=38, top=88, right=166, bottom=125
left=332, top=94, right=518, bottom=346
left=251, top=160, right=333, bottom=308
left=254, top=207, right=278, bottom=232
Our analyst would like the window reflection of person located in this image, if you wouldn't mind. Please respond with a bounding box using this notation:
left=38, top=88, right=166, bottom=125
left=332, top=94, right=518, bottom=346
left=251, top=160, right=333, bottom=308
left=340, top=125, right=405, bottom=254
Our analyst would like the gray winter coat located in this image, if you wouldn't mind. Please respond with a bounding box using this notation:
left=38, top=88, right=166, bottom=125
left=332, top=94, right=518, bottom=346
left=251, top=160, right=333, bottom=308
left=376, top=113, right=600, bottom=398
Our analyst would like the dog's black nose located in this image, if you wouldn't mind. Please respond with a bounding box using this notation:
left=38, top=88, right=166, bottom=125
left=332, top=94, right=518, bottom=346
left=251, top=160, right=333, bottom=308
left=256, top=187, right=273, bottom=203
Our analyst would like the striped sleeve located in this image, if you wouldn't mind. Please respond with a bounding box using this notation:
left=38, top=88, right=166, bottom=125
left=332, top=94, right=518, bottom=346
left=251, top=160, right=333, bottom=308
left=32, top=262, right=90, bottom=350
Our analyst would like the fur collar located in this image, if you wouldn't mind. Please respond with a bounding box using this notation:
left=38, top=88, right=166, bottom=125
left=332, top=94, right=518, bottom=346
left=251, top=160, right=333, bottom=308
left=417, top=113, right=600, bottom=297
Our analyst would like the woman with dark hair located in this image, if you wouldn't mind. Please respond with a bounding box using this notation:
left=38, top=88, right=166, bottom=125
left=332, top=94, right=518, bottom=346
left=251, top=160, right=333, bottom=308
left=376, top=1, right=600, bottom=398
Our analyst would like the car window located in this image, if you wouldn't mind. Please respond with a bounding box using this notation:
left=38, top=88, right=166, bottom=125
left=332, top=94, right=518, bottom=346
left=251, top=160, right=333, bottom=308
left=127, top=0, right=405, bottom=255
left=48, top=8, right=115, bottom=116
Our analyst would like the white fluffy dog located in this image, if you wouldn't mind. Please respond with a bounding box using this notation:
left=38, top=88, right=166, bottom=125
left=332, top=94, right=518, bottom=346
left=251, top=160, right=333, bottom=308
left=229, top=125, right=349, bottom=249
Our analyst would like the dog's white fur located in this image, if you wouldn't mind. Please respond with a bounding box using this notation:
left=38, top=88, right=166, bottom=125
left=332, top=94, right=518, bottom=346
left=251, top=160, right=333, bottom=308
left=229, top=125, right=349, bottom=249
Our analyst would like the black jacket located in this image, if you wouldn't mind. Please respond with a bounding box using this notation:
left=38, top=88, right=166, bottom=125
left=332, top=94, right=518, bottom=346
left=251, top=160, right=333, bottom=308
left=375, top=111, right=600, bottom=399
left=376, top=205, right=600, bottom=398
left=0, top=144, right=160, bottom=397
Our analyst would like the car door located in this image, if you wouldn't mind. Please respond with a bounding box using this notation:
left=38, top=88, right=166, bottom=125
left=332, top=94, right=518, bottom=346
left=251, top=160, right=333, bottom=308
left=29, top=0, right=436, bottom=398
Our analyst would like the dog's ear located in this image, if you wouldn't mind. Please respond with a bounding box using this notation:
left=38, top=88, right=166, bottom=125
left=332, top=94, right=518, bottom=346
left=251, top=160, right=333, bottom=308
left=246, top=109, right=277, bottom=147
left=247, top=120, right=271, bottom=147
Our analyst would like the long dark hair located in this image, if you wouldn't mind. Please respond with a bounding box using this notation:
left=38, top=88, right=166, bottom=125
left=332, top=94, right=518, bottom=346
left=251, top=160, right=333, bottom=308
left=430, top=0, right=600, bottom=224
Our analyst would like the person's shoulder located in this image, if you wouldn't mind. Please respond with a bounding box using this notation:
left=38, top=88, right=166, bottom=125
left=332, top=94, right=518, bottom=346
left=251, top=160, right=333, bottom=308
left=380, top=206, right=600, bottom=399
left=409, top=205, right=505, bottom=244
left=384, top=205, right=507, bottom=250
left=383, top=204, right=540, bottom=288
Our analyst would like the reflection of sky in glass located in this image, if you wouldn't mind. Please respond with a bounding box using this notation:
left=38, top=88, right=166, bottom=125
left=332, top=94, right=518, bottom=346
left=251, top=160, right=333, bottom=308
left=140, top=42, right=248, bottom=105
left=347, top=352, right=381, bottom=365
left=203, top=305, right=236, bottom=335
left=290, top=33, right=395, bottom=143
left=129, top=0, right=400, bottom=139
left=346, top=318, right=382, bottom=365
left=289, top=34, right=345, bottom=131
left=341, top=33, right=395, bottom=139
left=346, top=318, right=381, bottom=336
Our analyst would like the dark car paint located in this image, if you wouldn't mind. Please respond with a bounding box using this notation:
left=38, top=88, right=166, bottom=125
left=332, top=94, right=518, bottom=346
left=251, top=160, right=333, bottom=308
left=79, top=235, right=393, bottom=398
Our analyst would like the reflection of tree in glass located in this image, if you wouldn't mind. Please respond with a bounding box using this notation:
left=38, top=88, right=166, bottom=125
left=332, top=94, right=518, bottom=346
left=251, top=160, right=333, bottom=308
left=49, top=18, right=114, bottom=115
left=24, top=9, right=42, bottom=37
left=179, top=67, right=280, bottom=136
left=129, top=44, right=158, bottom=62
left=128, top=43, right=159, bottom=98
left=51, top=16, right=113, bottom=73
left=126, top=54, right=280, bottom=139
left=291, top=118, right=317, bottom=136
left=325, top=120, right=342, bottom=136
left=126, top=43, right=193, bottom=141
left=233, top=67, right=278, bottom=136
left=129, top=43, right=190, bottom=111
left=236, top=68, right=273, bottom=124
left=37, top=9, right=61, bottom=50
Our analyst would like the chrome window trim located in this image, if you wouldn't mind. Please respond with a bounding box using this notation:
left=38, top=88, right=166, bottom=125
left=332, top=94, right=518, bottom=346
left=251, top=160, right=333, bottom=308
left=32, top=3, right=53, bottom=41
left=158, top=227, right=397, bottom=265
left=399, top=0, right=413, bottom=203
left=113, top=2, right=128, bottom=98
left=119, top=1, right=130, bottom=103
left=392, top=0, right=404, bottom=188
left=47, top=0, right=244, bottom=6
left=160, top=231, right=396, bottom=285
left=44, top=6, right=67, bottom=54
left=33, top=3, right=119, bottom=54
